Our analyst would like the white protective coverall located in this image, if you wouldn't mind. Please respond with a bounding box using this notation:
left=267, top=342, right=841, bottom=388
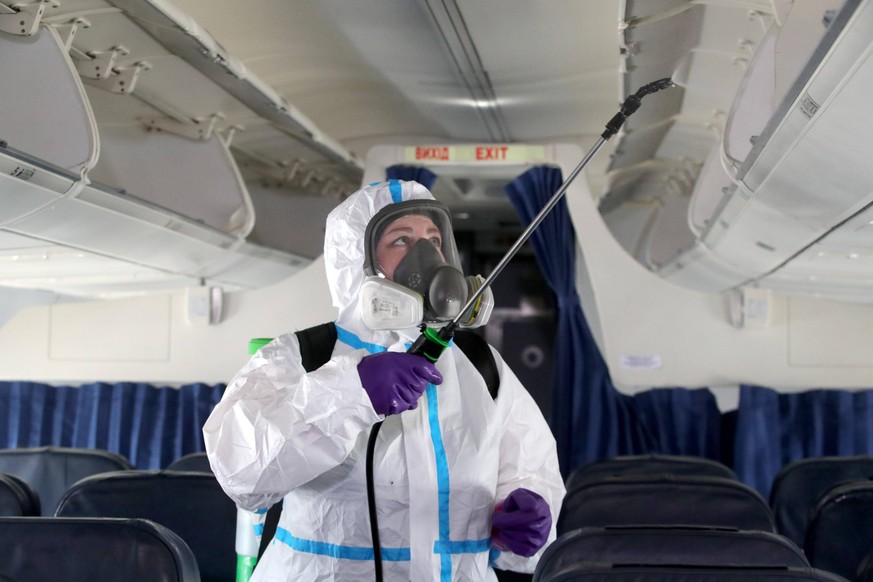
left=204, top=179, right=565, bottom=581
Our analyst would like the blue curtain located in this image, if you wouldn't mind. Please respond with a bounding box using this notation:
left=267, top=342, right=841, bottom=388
left=735, top=384, right=873, bottom=497
left=634, top=388, right=723, bottom=458
left=504, top=166, right=721, bottom=478
left=386, top=165, right=437, bottom=190
left=0, top=381, right=224, bottom=469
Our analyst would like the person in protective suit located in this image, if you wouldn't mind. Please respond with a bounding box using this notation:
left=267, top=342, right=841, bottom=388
left=204, top=179, right=565, bottom=581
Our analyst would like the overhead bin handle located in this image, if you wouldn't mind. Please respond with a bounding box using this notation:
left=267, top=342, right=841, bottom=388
left=0, top=0, right=51, bottom=36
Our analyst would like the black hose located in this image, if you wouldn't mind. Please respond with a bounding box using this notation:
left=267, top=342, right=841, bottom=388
left=366, top=421, right=384, bottom=582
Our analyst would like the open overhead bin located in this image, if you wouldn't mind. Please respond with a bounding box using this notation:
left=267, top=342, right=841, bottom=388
left=653, top=0, right=873, bottom=303
left=0, top=0, right=364, bottom=297
left=603, top=0, right=873, bottom=304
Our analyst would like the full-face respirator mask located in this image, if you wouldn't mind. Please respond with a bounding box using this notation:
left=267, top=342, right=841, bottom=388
left=359, top=199, right=493, bottom=330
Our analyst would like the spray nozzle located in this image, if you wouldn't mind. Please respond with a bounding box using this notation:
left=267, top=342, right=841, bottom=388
left=635, top=78, right=675, bottom=97
left=671, top=53, right=692, bottom=88
left=602, top=77, right=676, bottom=139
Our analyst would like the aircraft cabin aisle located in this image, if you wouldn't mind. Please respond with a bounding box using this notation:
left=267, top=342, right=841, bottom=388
left=1, top=0, right=873, bottom=581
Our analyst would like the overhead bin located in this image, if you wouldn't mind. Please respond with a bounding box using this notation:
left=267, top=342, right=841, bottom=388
left=0, top=25, right=97, bottom=228
left=649, top=0, right=873, bottom=303
left=722, top=22, right=780, bottom=168
left=0, top=24, right=98, bottom=177
left=0, top=14, right=309, bottom=297
left=90, top=126, right=255, bottom=237
left=602, top=0, right=765, bottom=255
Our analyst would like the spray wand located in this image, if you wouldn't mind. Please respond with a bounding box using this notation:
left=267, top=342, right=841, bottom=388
left=407, top=77, right=676, bottom=361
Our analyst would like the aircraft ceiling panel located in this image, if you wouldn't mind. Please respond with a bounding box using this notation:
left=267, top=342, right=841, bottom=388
left=0, top=231, right=55, bottom=252
left=247, top=0, right=494, bottom=142
left=459, top=0, right=619, bottom=140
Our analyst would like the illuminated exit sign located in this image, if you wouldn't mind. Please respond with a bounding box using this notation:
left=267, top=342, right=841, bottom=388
left=404, top=145, right=547, bottom=164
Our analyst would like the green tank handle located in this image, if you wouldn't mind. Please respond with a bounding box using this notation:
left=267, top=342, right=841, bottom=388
left=236, top=337, right=275, bottom=582
left=236, top=555, right=257, bottom=582
left=248, top=338, right=274, bottom=355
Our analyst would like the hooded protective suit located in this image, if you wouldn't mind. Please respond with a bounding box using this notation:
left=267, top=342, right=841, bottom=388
left=203, top=179, right=565, bottom=581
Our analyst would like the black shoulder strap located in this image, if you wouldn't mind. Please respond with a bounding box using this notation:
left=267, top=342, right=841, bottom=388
left=294, top=322, right=499, bottom=398
left=295, top=322, right=338, bottom=372
left=453, top=330, right=500, bottom=400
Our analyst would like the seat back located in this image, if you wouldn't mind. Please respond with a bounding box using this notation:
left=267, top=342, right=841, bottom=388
left=770, top=456, right=873, bottom=546
left=855, top=546, right=873, bottom=582
left=4, top=473, right=41, bottom=516
left=538, top=526, right=808, bottom=573
left=166, top=452, right=213, bottom=473
left=533, top=564, right=849, bottom=581
left=0, top=447, right=132, bottom=515
left=55, top=470, right=236, bottom=582
left=565, top=455, right=736, bottom=493
left=0, top=474, right=40, bottom=516
left=558, top=475, right=775, bottom=535
left=805, top=480, right=873, bottom=580
left=0, top=517, right=200, bottom=582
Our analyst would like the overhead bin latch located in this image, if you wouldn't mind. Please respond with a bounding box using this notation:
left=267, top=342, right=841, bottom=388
left=217, top=124, right=245, bottom=147
left=0, top=0, right=56, bottom=36
left=146, top=113, right=224, bottom=141
left=84, top=60, right=151, bottom=95
left=53, top=16, right=90, bottom=51
left=75, top=45, right=129, bottom=79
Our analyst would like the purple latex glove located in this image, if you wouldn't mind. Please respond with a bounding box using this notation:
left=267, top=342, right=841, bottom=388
left=357, top=352, right=443, bottom=416
left=491, top=488, right=552, bottom=557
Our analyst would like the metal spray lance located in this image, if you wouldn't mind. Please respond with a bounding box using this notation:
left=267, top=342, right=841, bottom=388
left=407, top=77, right=677, bottom=361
